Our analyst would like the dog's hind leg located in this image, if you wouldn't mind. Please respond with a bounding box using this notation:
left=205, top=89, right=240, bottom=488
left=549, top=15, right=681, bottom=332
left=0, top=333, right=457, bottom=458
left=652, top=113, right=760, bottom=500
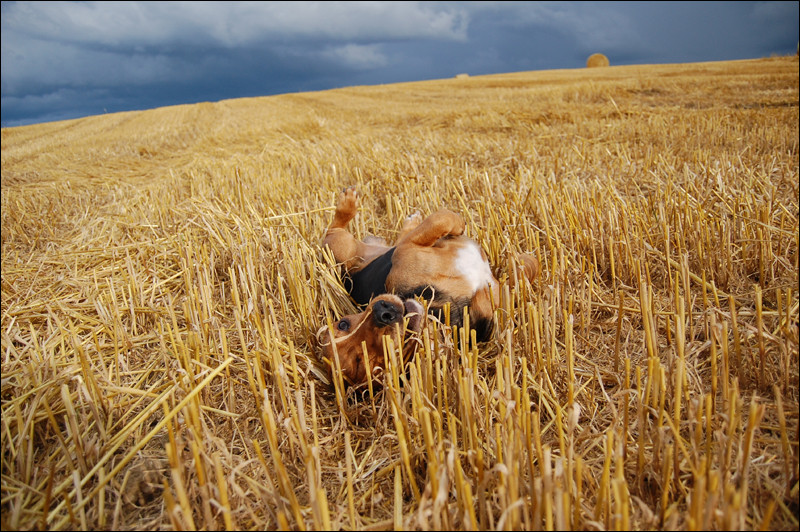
left=399, top=209, right=465, bottom=247
left=396, top=211, right=423, bottom=241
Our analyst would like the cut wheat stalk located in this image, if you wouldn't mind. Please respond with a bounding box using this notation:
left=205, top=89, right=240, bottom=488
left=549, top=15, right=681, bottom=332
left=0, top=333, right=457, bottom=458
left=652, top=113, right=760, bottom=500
left=2, top=56, right=797, bottom=531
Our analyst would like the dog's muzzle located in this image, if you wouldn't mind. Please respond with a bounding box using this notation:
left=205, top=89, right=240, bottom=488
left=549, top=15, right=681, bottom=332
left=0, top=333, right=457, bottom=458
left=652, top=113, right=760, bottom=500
left=372, top=299, right=401, bottom=327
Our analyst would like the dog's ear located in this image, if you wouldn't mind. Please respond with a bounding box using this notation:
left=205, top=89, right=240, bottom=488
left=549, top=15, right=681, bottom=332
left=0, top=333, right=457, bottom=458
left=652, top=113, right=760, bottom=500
left=332, top=346, right=363, bottom=389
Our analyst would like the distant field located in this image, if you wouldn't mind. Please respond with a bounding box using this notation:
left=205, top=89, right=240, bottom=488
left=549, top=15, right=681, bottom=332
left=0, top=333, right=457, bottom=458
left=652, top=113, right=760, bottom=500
left=2, top=57, right=798, bottom=530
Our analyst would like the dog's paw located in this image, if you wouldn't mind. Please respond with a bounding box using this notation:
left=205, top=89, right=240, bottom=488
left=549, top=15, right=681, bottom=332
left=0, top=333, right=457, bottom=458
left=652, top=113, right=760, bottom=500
left=405, top=211, right=422, bottom=225
left=397, top=211, right=423, bottom=239
left=336, top=186, right=359, bottom=217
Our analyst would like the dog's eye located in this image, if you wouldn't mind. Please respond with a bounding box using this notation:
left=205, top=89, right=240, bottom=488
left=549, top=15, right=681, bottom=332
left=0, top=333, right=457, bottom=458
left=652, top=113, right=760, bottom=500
left=337, top=319, right=350, bottom=331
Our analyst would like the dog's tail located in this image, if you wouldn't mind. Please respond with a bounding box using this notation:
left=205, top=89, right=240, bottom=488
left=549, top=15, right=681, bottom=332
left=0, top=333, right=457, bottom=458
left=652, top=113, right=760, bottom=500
left=515, top=253, right=541, bottom=283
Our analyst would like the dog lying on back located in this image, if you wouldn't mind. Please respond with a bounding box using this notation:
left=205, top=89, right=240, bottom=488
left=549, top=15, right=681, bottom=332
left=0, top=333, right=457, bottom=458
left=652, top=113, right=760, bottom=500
left=317, top=187, right=539, bottom=389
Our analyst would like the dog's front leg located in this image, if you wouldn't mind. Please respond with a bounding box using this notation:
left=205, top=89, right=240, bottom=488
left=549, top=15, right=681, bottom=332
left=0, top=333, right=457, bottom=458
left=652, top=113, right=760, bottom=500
left=323, top=187, right=391, bottom=271
left=323, top=187, right=365, bottom=269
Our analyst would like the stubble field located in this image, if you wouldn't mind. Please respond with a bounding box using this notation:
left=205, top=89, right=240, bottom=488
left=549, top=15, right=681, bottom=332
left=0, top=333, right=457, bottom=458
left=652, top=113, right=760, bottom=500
left=1, top=57, right=798, bottom=530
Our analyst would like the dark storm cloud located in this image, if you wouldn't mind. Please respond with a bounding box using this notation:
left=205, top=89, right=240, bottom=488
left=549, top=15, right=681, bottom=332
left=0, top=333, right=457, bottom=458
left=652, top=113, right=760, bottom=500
left=1, top=1, right=798, bottom=128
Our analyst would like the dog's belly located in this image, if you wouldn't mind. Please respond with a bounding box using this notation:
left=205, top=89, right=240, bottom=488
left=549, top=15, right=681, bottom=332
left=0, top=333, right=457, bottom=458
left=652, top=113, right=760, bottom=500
left=386, top=236, right=496, bottom=304
left=453, top=239, right=495, bottom=295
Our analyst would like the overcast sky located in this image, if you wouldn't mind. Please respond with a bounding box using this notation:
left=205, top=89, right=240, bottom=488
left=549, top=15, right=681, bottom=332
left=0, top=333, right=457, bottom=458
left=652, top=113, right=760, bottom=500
left=1, top=1, right=798, bottom=128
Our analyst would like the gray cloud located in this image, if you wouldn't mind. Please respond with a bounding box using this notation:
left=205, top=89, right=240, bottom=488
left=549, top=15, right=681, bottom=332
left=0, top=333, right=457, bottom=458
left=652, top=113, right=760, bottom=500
left=3, top=1, right=468, bottom=49
left=2, top=1, right=797, bottom=127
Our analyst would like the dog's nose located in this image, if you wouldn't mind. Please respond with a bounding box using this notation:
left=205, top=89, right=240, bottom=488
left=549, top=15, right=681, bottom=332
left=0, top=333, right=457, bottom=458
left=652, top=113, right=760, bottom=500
left=373, top=300, right=400, bottom=327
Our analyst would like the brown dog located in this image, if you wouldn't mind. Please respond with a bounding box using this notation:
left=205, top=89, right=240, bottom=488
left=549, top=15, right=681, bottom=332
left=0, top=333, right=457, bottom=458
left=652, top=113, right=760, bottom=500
left=317, top=187, right=538, bottom=389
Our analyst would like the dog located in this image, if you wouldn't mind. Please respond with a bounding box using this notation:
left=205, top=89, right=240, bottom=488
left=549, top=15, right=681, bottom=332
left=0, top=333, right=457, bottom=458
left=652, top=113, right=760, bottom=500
left=317, top=187, right=539, bottom=389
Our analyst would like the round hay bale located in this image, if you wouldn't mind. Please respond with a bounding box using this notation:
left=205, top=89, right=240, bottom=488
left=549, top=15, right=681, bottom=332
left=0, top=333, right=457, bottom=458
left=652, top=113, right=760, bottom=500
left=586, top=53, right=610, bottom=68
left=455, top=73, right=469, bottom=79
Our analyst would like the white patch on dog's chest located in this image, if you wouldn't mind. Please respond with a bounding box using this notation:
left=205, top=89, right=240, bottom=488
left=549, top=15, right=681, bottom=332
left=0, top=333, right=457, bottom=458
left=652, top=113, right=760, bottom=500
left=454, top=241, right=494, bottom=293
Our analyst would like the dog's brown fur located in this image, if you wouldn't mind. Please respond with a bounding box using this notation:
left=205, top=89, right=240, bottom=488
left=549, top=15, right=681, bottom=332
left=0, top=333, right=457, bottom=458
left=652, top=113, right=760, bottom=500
left=318, top=187, right=539, bottom=388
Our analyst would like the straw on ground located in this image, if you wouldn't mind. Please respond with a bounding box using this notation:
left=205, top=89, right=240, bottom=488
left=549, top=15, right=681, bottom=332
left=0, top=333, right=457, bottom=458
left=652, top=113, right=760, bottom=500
left=1, top=56, right=798, bottom=530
